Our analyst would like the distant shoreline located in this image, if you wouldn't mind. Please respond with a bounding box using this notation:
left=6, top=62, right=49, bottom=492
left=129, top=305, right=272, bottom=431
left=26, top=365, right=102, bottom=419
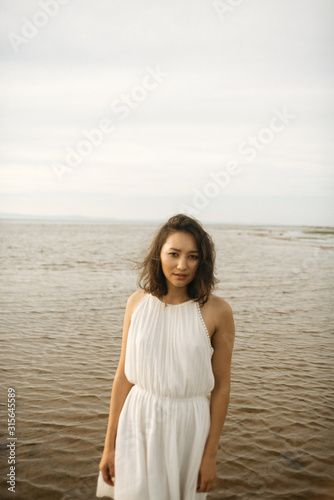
left=0, top=214, right=332, bottom=229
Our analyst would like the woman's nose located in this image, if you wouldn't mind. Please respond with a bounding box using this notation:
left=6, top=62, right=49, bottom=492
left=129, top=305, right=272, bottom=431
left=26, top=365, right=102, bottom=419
left=177, top=257, right=187, bottom=270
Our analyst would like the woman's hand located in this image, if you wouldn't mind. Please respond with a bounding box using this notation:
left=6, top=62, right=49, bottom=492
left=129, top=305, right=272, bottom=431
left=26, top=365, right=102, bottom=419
left=196, top=453, right=216, bottom=493
left=99, top=448, right=115, bottom=487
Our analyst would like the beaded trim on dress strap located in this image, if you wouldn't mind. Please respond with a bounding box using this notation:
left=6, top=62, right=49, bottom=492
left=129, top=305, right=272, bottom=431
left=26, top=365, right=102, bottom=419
left=195, top=302, right=214, bottom=355
left=131, top=293, right=214, bottom=355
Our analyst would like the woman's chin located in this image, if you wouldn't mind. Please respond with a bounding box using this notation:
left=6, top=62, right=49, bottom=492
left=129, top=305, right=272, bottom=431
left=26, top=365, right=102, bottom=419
left=170, top=277, right=192, bottom=288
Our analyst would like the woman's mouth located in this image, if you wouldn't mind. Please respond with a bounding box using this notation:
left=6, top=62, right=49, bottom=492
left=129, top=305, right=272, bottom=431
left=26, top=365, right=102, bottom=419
left=174, top=274, right=188, bottom=280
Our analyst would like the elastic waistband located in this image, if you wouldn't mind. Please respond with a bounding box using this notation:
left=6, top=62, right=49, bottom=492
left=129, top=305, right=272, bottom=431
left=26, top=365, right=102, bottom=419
left=133, top=384, right=208, bottom=403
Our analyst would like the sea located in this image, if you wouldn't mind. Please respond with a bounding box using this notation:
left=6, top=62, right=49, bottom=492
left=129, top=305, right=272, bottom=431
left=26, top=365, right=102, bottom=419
left=0, top=220, right=334, bottom=500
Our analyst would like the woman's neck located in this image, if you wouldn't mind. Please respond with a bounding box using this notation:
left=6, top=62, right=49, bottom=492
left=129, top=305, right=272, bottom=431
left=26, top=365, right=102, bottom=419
left=163, top=286, right=190, bottom=305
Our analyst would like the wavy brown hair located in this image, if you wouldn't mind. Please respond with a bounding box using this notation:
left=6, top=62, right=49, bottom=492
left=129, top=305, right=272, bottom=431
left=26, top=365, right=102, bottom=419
left=136, top=213, right=218, bottom=305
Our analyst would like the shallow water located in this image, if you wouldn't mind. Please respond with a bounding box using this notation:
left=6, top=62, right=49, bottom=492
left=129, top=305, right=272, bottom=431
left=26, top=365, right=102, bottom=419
left=1, top=221, right=334, bottom=500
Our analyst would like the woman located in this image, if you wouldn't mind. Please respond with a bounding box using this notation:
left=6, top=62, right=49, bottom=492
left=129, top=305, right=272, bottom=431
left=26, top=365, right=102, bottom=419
left=97, top=213, right=235, bottom=499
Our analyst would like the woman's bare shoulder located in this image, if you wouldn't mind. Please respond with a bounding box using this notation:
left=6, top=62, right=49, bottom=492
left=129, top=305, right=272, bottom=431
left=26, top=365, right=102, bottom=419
left=206, top=294, right=235, bottom=341
left=206, top=293, right=232, bottom=312
left=126, top=289, right=147, bottom=312
left=205, top=293, right=233, bottom=324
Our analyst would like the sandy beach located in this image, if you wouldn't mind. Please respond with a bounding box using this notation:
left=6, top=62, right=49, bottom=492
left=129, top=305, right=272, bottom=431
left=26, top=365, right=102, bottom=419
left=1, top=220, right=334, bottom=500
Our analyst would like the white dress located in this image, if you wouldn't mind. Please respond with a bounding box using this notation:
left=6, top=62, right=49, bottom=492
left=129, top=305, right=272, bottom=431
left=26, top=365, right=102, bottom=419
left=96, top=292, right=215, bottom=500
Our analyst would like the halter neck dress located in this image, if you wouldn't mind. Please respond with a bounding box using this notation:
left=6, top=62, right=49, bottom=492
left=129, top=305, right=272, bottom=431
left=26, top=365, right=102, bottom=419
left=96, top=292, right=215, bottom=500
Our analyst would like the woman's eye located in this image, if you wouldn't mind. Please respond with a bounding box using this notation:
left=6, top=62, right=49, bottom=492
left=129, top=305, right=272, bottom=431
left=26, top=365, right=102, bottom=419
left=168, top=253, right=198, bottom=259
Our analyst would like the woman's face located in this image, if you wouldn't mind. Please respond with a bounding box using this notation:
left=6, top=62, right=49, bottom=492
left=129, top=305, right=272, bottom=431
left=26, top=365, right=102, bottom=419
left=160, top=231, right=200, bottom=290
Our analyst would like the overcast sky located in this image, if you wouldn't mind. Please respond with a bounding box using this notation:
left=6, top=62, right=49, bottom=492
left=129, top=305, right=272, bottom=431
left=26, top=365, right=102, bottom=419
left=1, top=0, right=333, bottom=225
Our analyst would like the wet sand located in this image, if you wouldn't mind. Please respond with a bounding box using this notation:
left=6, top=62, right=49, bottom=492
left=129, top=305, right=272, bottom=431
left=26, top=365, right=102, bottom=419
left=1, top=221, right=333, bottom=499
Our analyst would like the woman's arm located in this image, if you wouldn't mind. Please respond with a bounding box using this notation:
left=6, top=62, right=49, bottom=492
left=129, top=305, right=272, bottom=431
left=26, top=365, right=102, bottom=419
left=197, top=297, right=235, bottom=493
left=99, top=290, right=144, bottom=486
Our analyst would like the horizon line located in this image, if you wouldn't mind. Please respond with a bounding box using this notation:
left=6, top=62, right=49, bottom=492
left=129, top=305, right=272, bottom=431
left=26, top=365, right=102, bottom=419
left=0, top=213, right=332, bottom=229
